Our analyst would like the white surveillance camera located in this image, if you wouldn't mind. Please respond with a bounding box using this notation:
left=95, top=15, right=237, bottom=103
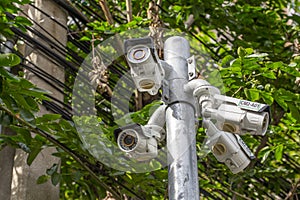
left=202, top=94, right=270, bottom=136
left=114, top=124, right=162, bottom=161
left=204, top=120, right=255, bottom=174
left=124, top=37, right=164, bottom=95
left=188, top=79, right=270, bottom=135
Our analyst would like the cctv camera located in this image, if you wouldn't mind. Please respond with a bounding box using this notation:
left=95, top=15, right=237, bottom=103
left=124, top=37, right=164, bottom=95
left=114, top=124, right=159, bottom=161
left=204, top=120, right=255, bottom=174
left=201, top=94, right=270, bottom=136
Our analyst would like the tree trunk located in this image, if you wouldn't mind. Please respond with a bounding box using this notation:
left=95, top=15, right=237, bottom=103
left=0, top=128, right=16, bottom=200
left=11, top=0, right=67, bottom=199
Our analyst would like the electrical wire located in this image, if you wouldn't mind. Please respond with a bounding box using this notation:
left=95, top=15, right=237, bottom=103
left=29, top=3, right=68, bottom=30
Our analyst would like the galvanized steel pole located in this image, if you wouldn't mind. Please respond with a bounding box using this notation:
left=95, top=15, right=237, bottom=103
left=164, top=36, right=199, bottom=200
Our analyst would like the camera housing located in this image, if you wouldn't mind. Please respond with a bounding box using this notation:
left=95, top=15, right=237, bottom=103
left=204, top=120, right=255, bottom=174
left=192, top=82, right=270, bottom=136
left=114, top=123, right=160, bottom=161
left=124, top=37, right=164, bottom=95
left=202, top=94, right=270, bottom=136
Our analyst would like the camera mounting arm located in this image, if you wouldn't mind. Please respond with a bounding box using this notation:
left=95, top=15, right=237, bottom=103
left=144, top=104, right=167, bottom=141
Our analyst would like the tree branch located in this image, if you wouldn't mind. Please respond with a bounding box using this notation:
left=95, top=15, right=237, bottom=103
left=99, top=0, right=114, bottom=25
left=125, top=0, right=132, bottom=23
left=284, top=179, right=300, bottom=200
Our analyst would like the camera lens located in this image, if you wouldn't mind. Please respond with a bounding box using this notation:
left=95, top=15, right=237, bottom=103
left=118, top=130, right=138, bottom=151
left=124, top=135, right=135, bottom=147
left=127, top=45, right=150, bottom=63
left=133, top=49, right=146, bottom=60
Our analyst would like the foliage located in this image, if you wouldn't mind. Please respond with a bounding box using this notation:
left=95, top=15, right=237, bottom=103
left=0, top=0, right=300, bottom=199
left=0, top=0, right=32, bottom=36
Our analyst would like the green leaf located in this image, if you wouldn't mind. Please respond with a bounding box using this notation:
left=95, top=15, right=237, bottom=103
left=287, top=103, right=300, bottom=123
left=14, top=16, right=33, bottom=26
left=173, top=5, right=182, bottom=12
left=98, top=186, right=107, bottom=199
left=221, top=55, right=234, bottom=66
left=20, top=108, right=35, bottom=123
left=269, top=62, right=283, bottom=69
left=274, top=144, right=283, bottom=161
left=79, top=36, right=91, bottom=41
left=47, top=163, right=59, bottom=176
left=51, top=172, right=61, bottom=186
left=261, top=71, right=277, bottom=79
left=237, top=47, right=246, bottom=58
left=261, top=92, right=274, bottom=105
left=275, top=98, right=288, bottom=111
left=72, top=171, right=83, bottom=181
left=27, top=145, right=42, bottom=166
left=24, top=96, right=39, bottom=111
left=0, top=53, right=21, bottom=67
left=244, top=89, right=260, bottom=101
left=37, top=175, right=50, bottom=184
left=42, top=114, right=61, bottom=121
left=246, top=53, right=269, bottom=58
left=11, top=93, right=32, bottom=110
left=245, top=48, right=254, bottom=55
left=279, top=65, right=300, bottom=77
left=0, top=114, right=12, bottom=126
left=276, top=88, right=296, bottom=101
left=261, top=149, right=271, bottom=163
left=0, top=67, right=20, bottom=80
left=274, top=89, right=290, bottom=110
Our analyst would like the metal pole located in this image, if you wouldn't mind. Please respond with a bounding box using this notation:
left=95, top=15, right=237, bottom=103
left=164, top=36, right=199, bottom=200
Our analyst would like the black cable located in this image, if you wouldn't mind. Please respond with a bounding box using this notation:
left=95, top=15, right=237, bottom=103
left=20, top=63, right=66, bottom=94
left=25, top=25, right=83, bottom=68
left=20, top=10, right=66, bottom=50
left=16, top=16, right=84, bottom=67
left=188, top=31, right=221, bottom=61
left=45, top=94, right=73, bottom=111
left=70, top=15, right=84, bottom=32
left=73, top=1, right=105, bottom=22
left=19, top=9, right=85, bottom=66
left=42, top=100, right=72, bottom=120
left=67, top=34, right=91, bottom=54
left=29, top=3, right=68, bottom=30
left=51, top=0, right=90, bottom=24
left=199, top=188, right=222, bottom=200
left=0, top=41, right=70, bottom=92
left=9, top=26, right=79, bottom=74
left=25, top=26, right=69, bottom=59
left=66, top=46, right=85, bottom=64
left=3, top=41, right=123, bottom=122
